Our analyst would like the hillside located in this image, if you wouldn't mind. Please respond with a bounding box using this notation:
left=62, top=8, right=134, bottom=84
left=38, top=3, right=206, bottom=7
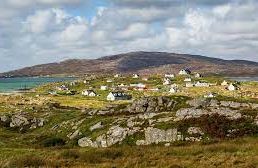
left=1, top=51, right=258, bottom=77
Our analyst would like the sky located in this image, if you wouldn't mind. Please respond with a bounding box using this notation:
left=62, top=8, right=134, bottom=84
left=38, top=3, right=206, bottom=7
left=0, top=0, right=258, bottom=72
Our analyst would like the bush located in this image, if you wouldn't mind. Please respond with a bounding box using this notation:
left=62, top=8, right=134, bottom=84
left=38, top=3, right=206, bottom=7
left=178, top=114, right=258, bottom=139
left=41, top=137, right=66, bottom=147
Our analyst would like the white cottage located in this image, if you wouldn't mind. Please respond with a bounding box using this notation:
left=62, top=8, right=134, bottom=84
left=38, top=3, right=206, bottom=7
left=132, top=74, right=140, bottom=79
left=82, top=90, right=97, bottom=96
left=195, top=81, right=210, bottom=87
left=165, top=74, right=175, bottom=78
left=227, top=83, right=238, bottom=91
left=100, top=86, right=108, bottom=90
left=114, top=74, right=121, bottom=78
left=195, top=73, right=202, bottom=78
left=221, top=80, right=229, bottom=86
left=204, top=92, right=217, bottom=98
left=185, top=82, right=194, bottom=88
left=169, top=87, right=179, bottom=93
left=107, top=92, right=131, bottom=101
left=179, top=69, right=191, bottom=75
left=163, top=78, right=171, bottom=85
left=184, top=78, right=192, bottom=82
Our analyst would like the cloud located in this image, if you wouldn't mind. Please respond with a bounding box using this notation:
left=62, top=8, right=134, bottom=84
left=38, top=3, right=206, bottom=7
left=0, top=0, right=258, bottom=72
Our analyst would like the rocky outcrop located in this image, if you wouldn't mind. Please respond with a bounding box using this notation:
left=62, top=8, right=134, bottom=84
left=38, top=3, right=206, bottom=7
left=175, top=107, right=241, bottom=120
left=127, top=96, right=178, bottom=114
left=0, top=113, right=45, bottom=131
left=89, top=122, right=103, bottom=131
left=78, top=125, right=140, bottom=148
left=137, top=127, right=183, bottom=145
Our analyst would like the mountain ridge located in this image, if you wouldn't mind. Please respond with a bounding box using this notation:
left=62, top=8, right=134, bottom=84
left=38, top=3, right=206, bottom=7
left=1, top=51, right=258, bottom=77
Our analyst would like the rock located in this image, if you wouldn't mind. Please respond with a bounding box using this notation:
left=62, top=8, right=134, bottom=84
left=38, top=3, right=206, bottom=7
left=136, top=140, right=146, bottom=146
left=0, top=115, right=10, bottom=123
left=164, top=143, right=171, bottom=147
left=0, top=115, right=11, bottom=127
left=90, top=122, right=103, bottom=131
left=250, top=103, right=258, bottom=109
left=104, top=126, right=129, bottom=146
left=187, top=127, right=204, bottom=135
left=187, top=98, right=210, bottom=108
left=67, top=130, right=82, bottom=140
left=79, top=125, right=140, bottom=148
left=10, top=115, right=29, bottom=128
left=144, top=127, right=182, bottom=145
left=30, top=118, right=45, bottom=129
left=127, top=96, right=177, bottom=114
left=78, top=137, right=98, bottom=148
left=175, top=107, right=241, bottom=120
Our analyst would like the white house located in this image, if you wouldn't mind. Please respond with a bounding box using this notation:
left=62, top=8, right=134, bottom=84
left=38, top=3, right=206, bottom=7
left=57, top=85, right=69, bottom=91
left=169, top=87, right=179, bottom=93
left=100, top=86, right=108, bottom=90
left=163, top=78, right=171, bottom=85
left=195, top=73, right=202, bottom=78
left=132, top=74, right=140, bottom=78
left=184, top=78, right=192, bottom=82
left=82, top=90, right=97, bottom=96
left=185, top=82, right=194, bottom=88
left=114, top=74, right=121, bottom=78
left=142, top=77, right=149, bottom=81
left=106, top=79, right=113, bottom=83
left=195, top=81, right=210, bottom=87
left=179, top=69, right=191, bottom=75
left=227, top=83, right=238, bottom=91
left=107, top=92, right=131, bottom=101
left=165, top=74, right=175, bottom=78
left=148, top=88, right=160, bottom=92
left=221, top=80, right=229, bottom=86
left=204, top=92, right=217, bottom=98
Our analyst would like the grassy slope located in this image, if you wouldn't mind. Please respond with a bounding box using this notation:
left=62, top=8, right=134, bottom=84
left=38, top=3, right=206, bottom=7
left=1, top=137, right=258, bottom=167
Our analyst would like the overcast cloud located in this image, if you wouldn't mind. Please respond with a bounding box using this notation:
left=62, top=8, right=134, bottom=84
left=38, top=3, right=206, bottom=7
left=0, top=0, right=257, bottom=72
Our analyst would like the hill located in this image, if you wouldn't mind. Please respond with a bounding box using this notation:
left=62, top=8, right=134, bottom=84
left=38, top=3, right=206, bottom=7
left=1, top=51, right=258, bottom=77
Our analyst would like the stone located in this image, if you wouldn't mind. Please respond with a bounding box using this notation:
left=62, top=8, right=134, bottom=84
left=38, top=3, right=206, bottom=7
left=175, top=107, right=241, bottom=120
left=90, top=122, right=103, bottom=131
left=144, top=127, right=181, bottom=145
left=164, top=143, right=171, bottom=147
left=187, top=127, right=204, bottom=135
left=10, top=115, right=29, bottom=127
left=136, top=140, right=146, bottom=146
left=68, top=130, right=82, bottom=140
left=78, top=137, right=98, bottom=148
left=187, top=98, right=210, bottom=108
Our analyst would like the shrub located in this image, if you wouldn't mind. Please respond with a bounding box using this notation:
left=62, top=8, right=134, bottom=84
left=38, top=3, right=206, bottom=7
left=41, top=137, right=66, bottom=147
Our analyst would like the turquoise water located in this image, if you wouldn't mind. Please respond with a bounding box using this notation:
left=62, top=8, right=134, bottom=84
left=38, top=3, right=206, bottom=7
left=0, top=77, right=76, bottom=92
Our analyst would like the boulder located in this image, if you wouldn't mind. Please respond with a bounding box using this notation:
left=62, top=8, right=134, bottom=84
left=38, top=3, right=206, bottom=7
left=89, top=122, right=103, bottom=131
left=175, top=107, right=241, bottom=120
left=127, top=96, right=177, bottom=114
left=10, top=115, right=29, bottom=128
left=144, top=127, right=182, bottom=145
left=67, top=130, right=82, bottom=140
left=78, top=137, right=98, bottom=148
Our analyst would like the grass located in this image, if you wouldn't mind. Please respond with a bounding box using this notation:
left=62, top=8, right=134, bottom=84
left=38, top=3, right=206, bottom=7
left=1, top=137, right=258, bottom=167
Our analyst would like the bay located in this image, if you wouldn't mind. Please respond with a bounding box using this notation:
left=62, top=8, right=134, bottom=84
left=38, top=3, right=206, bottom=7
left=0, top=77, right=76, bottom=92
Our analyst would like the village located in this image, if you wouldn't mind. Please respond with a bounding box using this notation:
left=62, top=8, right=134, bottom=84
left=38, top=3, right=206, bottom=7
left=38, top=68, right=258, bottom=108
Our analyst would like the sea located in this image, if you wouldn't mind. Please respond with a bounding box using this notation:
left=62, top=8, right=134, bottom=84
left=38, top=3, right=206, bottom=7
left=0, top=77, right=76, bottom=93
left=228, top=77, right=258, bottom=82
